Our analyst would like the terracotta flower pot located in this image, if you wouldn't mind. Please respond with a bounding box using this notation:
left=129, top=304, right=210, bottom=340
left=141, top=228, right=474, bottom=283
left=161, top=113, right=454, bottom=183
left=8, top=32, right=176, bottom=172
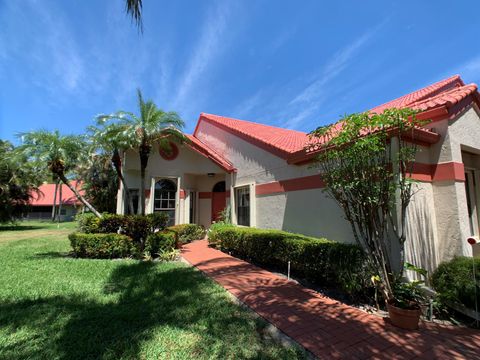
left=387, top=301, right=421, bottom=330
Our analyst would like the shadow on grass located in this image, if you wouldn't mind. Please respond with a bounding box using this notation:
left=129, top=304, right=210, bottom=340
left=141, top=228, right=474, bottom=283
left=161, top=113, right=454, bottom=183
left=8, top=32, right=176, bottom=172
left=0, top=225, right=44, bottom=231
left=30, top=251, right=72, bottom=259
left=0, top=262, right=299, bottom=360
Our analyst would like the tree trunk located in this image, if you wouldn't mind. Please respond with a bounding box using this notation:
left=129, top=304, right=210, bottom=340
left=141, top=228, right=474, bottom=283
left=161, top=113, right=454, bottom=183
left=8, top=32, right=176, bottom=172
left=57, top=183, right=63, bottom=224
left=139, top=144, right=151, bottom=216
left=51, top=180, right=59, bottom=221
left=57, top=173, right=102, bottom=218
left=112, top=149, right=134, bottom=214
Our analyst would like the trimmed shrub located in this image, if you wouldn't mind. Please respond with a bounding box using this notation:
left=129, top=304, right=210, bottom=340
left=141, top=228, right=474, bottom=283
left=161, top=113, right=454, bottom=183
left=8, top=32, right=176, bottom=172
left=209, top=225, right=370, bottom=297
left=432, top=256, right=480, bottom=310
left=98, top=213, right=128, bottom=234
left=122, top=215, right=152, bottom=248
left=167, top=224, right=206, bottom=244
left=145, top=231, right=176, bottom=256
left=69, top=232, right=138, bottom=259
left=147, top=212, right=170, bottom=232
left=75, top=213, right=100, bottom=233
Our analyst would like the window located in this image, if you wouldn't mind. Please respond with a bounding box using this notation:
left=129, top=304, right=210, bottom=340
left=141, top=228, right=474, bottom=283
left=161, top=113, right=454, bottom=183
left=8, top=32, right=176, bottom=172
left=235, top=186, right=250, bottom=226
left=154, top=179, right=177, bottom=226
left=465, top=170, right=479, bottom=236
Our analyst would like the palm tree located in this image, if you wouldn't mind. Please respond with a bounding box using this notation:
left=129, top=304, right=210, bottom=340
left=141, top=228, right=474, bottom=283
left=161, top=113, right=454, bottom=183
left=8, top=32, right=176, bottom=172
left=126, top=0, right=143, bottom=31
left=17, top=130, right=102, bottom=218
left=87, top=123, right=135, bottom=214
left=98, top=89, right=185, bottom=215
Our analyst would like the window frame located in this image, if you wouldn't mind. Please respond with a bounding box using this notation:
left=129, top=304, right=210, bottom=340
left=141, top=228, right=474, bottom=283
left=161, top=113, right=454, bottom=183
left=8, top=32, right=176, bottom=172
left=234, top=185, right=251, bottom=227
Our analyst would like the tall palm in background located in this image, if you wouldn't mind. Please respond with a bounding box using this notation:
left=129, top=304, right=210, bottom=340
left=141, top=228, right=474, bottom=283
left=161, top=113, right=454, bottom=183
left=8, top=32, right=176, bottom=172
left=98, top=89, right=185, bottom=215
left=18, top=130, right=102, bottom=217
left=88, top=123, right=134, bottom=214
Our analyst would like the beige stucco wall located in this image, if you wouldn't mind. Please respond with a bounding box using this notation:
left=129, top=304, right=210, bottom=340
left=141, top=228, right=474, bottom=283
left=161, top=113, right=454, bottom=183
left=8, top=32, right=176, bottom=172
left=116, top=142, right=227, bottom=226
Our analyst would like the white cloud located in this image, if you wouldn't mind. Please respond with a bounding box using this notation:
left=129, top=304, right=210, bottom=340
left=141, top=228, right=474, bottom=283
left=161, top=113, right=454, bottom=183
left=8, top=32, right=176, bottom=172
left=452, top=56, right=480, bottom=84
left=171, top=1, right=234, bottom=115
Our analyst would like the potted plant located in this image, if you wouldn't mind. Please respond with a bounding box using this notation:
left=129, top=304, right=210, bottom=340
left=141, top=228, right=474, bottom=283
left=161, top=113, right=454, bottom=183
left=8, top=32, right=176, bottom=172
left=386, top=263, right=428, bottom=330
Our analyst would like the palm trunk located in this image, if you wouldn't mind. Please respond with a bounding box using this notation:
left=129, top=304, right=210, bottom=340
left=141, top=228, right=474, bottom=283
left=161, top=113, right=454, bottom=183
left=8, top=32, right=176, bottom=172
left=112, top=149, right=134, bottom=214
left=57, top=173, right=102, bottom=218
left=51, top=180, right=59, bottom=221
left=57, top=183, right=63, bottom=224
left=139, top=144, right=150, bottom=216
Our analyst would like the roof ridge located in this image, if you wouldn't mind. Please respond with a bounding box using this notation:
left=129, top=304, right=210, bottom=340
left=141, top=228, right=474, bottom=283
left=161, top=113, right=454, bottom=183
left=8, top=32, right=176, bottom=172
left=370, top=75, right=463, bottom=114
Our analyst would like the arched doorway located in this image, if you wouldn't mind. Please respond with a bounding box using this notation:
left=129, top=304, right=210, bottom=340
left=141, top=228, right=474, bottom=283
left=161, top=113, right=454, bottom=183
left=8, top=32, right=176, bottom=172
left=211, top=181, right=226, bottom=223
left=153, top=179, right=177, bottom=226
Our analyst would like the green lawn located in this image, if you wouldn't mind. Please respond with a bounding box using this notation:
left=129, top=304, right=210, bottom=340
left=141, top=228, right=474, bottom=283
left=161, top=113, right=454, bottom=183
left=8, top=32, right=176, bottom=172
left=0, top=221, right=304, bottom=360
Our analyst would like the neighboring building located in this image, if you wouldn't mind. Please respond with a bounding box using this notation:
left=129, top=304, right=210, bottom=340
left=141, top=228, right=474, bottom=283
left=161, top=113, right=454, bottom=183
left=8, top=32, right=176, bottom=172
left=28, top=181, right=83, bottom=221
left=117, top=75, right=480, bottom=271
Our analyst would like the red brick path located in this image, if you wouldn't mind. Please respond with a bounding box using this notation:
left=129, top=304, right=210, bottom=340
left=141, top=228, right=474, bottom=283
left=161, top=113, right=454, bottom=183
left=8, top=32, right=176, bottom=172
left=181, top=240, right=480, bottom=359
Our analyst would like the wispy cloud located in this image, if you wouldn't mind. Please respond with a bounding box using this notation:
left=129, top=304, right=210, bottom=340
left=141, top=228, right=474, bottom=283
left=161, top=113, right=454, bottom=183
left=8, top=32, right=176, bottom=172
left=450, top=55, right=480, bottom=84
left=281, top=23, right=385, bottom=129
left=171, top=1, right=235, bottom=120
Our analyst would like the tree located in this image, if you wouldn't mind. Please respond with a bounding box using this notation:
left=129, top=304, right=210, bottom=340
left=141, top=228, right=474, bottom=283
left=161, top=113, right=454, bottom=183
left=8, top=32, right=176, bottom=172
left=98, top=90, right=185, bottom=215
left=0, top=140, right=40, bottom=223
left=88, top=123, right=135, bottom=214
left=309, top=108, right=424, bottom=301
left=125, top=0, right=143, bottom=31
left=77, top=154, right=119, bottom=213
left=17, top=130, right=102, bottom=218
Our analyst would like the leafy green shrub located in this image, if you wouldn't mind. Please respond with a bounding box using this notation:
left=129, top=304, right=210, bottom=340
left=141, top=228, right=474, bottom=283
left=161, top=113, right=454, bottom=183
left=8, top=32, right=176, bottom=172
left=98, top=213, right=128, bottom=233
left=208, top=222, right=234, bottom=246
left=147, top=212, right=170, bottom=231
left=432, top=256, right=480, bottom=310
left=122, top=215, right=152, bottom=249
left=69, top=232, right=138, bottom=258
left=75, top=213, right=100, bottom=233
left=145, top=231, right=176, bottom=256
left=167, top=224, right=206, bottom=244
left=209, top=225, right=370, bottom=297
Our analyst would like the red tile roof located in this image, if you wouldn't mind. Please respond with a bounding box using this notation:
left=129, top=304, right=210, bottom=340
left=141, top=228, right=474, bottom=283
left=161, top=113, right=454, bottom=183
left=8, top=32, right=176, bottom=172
left=194, top=113, right=310, bottom=158
left=185, top=134, right=235, bottom=172
left=370, top=75, right=465, bottom=114
left=193, top=75, right=480, bottom=163
left=30, top=181, right=83, bottom=206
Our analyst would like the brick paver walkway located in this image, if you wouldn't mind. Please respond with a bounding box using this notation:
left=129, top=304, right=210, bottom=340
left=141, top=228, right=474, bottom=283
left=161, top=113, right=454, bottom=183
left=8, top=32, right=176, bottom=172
left=181, top=240, right=480, bottom=359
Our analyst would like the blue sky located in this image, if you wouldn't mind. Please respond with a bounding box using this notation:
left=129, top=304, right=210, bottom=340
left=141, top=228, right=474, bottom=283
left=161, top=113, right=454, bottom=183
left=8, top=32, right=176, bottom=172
left=1, top=0, right=480, bottom=143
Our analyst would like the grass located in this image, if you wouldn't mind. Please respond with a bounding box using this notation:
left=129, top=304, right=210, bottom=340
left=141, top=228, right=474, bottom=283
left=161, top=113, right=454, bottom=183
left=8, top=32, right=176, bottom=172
left=0, top=221, right=305, bottom=360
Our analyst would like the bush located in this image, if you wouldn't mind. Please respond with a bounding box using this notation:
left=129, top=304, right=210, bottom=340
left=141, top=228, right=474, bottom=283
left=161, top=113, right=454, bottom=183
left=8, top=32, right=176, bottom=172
left=209, top=225, right=370, bottom=297
left=75, top=213, right=100, bottom=233
left=69, top=232, right=138, bottom=259
left=145, top=231, right=177, bottom=256
left=432, top=256, right=480, bottom=310
left=98, top=213, right=128, bottom=234
left=147, top=212, right=170, bottom=232
left=167, top=224, right=206, bottom=244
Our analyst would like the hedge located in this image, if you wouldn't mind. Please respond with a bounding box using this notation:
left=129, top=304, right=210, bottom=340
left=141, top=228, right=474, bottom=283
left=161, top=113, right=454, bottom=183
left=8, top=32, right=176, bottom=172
left=209, top=225, right=370, bottom=297
left=69, top=232, right=138, bottom=259
left=145, top=231, right=177, bottom=256
left=167, top=224, right=206, bottom=244
left=432, top=256, right=480, bottom=310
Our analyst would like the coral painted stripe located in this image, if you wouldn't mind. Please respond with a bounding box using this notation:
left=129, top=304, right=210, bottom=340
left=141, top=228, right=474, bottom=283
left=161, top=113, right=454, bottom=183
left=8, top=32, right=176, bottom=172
left=256, top=175, right=325, bottom=195
left=256, top=161, right=465, bottom=196
left=199, top=192, right=212, bottom=199
left=179, top=189, right=186, bottom=200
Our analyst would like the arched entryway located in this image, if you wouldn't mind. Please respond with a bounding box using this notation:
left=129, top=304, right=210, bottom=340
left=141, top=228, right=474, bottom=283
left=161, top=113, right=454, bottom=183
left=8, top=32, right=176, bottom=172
left=153, top=179, right=177, bottom=226
left=211, top=181, right=226, bottom=222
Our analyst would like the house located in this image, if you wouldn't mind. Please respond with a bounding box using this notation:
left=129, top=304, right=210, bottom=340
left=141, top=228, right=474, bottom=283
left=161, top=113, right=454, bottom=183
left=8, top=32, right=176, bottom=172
left=116, top=75, right=480, bottom=271
left=28, top=181, right=83, bottom=221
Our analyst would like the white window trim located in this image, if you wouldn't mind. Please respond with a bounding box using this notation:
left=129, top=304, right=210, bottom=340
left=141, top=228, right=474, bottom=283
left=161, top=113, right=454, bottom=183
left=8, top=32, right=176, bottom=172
left=149, top=176, right=180, bottom=225
left=232, top=183, right=256, bottom=227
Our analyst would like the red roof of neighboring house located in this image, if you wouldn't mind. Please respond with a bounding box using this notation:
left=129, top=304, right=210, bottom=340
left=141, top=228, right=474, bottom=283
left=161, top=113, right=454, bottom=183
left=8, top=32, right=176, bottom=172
left=185, top=134, right=235, bottom=172
left=30, top=181, right=83, bottom=206
left=192, top=75, right=480, bottom=164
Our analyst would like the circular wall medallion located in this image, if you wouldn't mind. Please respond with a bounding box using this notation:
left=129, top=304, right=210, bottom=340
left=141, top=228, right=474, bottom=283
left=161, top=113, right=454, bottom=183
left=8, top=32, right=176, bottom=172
left=159, top=142, right=179, bottom=161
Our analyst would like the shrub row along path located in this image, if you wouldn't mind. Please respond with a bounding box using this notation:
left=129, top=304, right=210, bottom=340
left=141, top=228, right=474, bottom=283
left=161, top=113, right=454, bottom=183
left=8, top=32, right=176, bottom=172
left=181, top=240, right=480, bottom=359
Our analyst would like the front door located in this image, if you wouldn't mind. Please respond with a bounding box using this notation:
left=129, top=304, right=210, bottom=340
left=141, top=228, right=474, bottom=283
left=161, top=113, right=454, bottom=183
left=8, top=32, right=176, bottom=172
left=211, top=192, right=226, bottom=222
left=211, top=181, right=226, bottom=222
